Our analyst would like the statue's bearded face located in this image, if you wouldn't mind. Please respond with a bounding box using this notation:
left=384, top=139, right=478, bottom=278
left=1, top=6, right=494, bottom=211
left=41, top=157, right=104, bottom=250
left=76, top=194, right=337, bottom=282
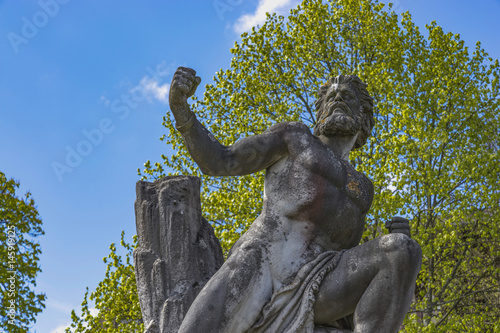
left=316, top=83, right=362, bottom=138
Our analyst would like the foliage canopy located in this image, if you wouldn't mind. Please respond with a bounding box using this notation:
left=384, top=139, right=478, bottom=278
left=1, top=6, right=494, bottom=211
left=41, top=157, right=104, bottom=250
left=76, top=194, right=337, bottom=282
left=0, top=171, right=45, bottom=333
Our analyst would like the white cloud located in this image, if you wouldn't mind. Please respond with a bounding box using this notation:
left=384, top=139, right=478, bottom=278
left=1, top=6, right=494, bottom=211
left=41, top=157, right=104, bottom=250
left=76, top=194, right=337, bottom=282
left=100, top=61, right=173, bottom=107
left=130, top=76, right=170, bottom=104
left=89, top=307, right=99, bottom=316
left=233, top=0, right=300, bottom=34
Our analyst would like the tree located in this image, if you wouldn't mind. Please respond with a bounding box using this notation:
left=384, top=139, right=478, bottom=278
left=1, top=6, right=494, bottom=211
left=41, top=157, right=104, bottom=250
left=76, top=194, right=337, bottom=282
left=140, top=0, right=500, bottom=330
left=66, top=231, right=143, bottom=332
left=0, top=171, right=45, bottom=333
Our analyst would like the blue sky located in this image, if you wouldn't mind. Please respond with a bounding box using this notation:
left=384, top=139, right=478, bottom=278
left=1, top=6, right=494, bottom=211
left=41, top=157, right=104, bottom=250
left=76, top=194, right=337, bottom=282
left=1, top=0, right=499, bottom=332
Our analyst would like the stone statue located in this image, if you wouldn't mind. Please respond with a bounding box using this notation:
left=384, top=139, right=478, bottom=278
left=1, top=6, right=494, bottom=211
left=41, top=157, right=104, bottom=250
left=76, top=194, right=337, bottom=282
left=168, top=67, right=422, bottom=333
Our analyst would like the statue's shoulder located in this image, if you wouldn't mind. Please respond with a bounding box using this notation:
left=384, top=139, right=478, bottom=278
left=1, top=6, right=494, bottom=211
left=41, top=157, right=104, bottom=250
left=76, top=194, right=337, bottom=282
left=264, top=122, right=316, bottom=155
left=265, top=121, right=312, bottom=138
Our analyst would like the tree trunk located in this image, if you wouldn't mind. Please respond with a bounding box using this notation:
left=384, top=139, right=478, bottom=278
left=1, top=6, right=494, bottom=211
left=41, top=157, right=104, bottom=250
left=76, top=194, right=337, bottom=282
left=134, top=176, right=224, bottom=333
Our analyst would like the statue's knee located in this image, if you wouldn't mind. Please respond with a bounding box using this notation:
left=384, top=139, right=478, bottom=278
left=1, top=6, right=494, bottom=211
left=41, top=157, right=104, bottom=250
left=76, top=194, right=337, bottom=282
left=380, top=234, right=422, bottom=270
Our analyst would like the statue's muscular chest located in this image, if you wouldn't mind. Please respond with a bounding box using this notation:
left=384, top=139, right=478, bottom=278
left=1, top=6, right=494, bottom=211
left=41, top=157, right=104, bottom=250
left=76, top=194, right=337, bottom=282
left=289, top=141, right=372, bottom=213
left=264, top=144, right=372, bottom=250
left=264, top=133, right=374, bottom=246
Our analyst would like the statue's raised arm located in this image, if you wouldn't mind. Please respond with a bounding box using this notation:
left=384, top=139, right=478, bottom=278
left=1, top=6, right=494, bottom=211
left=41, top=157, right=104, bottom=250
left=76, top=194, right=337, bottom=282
left=169, top=66, right=289, bottom=176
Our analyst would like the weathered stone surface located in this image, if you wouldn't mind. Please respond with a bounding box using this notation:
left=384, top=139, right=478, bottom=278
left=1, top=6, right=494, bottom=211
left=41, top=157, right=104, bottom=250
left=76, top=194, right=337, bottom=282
left=134, top=175, right=223, bottom=333
left=168, top=67, right=422, bottom=333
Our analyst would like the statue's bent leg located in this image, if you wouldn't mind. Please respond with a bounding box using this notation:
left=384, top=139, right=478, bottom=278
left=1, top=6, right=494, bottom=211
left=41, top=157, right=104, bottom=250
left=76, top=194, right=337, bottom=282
left=314, top=233, right=422, bottom=333
left=178, top=241, right=272, bottom=333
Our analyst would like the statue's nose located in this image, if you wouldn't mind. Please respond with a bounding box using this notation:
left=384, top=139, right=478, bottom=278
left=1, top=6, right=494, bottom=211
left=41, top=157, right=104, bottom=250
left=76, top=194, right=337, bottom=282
left=334, top=93, right=343, bottom=102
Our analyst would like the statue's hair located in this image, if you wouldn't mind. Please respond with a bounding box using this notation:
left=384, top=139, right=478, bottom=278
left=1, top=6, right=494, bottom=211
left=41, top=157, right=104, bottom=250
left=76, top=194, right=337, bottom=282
left=313, top=74, right=374, bottom=149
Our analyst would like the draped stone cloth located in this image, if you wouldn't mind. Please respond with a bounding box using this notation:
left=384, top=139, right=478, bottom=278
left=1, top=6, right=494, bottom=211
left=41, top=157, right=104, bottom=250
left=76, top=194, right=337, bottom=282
left=248, top=250, right=351, bottom=333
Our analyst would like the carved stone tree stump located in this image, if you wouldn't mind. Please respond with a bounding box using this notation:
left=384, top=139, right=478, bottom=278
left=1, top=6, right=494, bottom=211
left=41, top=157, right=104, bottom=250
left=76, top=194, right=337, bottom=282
left=134, top=176, right=224, bottom=333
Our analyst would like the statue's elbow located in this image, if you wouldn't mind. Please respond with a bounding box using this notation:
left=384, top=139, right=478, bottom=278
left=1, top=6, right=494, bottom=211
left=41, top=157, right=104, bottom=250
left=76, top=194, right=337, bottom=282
left=198, top=159, right=235, bottom=177
left=198, top=164, right=223, bottom=177
left=199, top=165, right=215, bottom=176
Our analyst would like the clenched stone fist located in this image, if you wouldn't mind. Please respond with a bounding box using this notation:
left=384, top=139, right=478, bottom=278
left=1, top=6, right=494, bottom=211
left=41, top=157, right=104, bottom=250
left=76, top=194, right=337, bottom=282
left=169, top=66, right=201, bottom=107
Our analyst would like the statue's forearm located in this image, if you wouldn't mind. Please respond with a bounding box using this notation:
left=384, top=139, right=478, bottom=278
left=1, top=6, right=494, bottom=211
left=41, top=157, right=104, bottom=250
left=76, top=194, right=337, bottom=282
left=176, top=113, right=229, bottom=176
left=170, top=101, right=194, bottom=126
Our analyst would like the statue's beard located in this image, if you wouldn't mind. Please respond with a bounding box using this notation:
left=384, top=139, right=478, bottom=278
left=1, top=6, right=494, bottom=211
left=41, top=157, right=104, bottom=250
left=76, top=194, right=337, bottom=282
left=316, top=102, right=361, bottom=137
